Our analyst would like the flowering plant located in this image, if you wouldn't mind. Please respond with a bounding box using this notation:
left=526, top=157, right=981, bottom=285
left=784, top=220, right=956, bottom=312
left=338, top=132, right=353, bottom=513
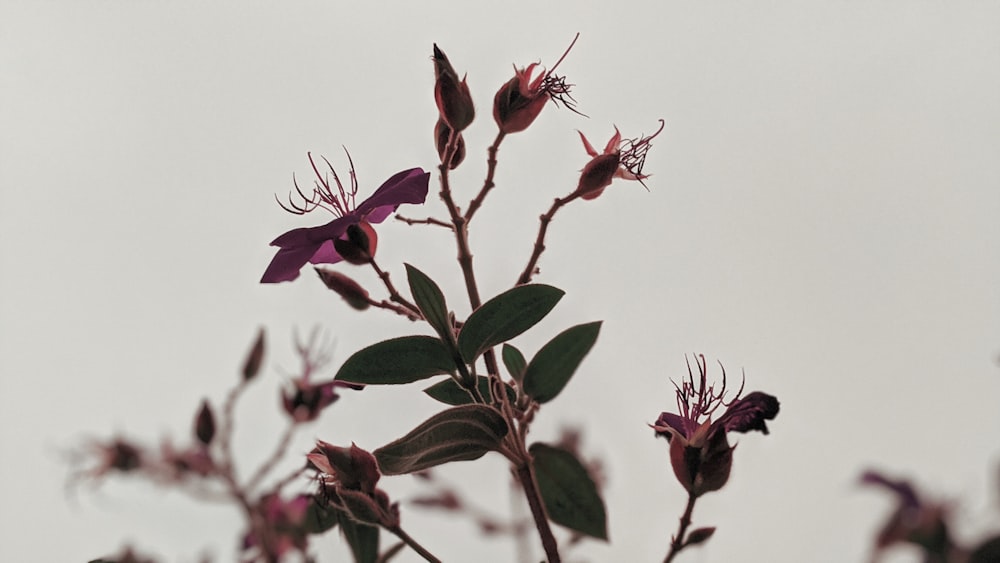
left=71, top=37, right=997, bottom=563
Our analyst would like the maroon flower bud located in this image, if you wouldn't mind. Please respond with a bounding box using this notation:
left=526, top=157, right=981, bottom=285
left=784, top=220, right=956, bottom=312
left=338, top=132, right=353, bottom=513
left=685, top=527, right=716, bottom=546
left=193, top=399, right=215, bottom=446
left=432, top=44, right=474, bottom=133
left=493, top=36, right=579, bottom=134
left=241, top=328, right=265, bottom=381
left=282, top=379, right=354, bottom=423
left=308, top=441, right=380, bottom=494
left=332, top=221, right=377, bottom=265
left=434, top=118, right=466, bottom=169
left=314, top=267, right=370, bottom=310
left=574, top=121, right=664, bottom=200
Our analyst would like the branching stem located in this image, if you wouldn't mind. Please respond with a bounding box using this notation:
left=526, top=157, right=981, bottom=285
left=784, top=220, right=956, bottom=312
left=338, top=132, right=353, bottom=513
left=516, top=195, right=575, bottom=285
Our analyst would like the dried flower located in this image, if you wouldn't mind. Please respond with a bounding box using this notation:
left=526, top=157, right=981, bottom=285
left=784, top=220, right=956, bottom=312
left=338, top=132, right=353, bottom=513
left=261, top=153, right=429, bottom=283
left=493, top=34, right=580, bottom=134
left=575, top=120, right=665, bottom=200
left=652, top=355, right=779, bottom=497
left=242, top=493, right=311, bottom=561
left=282, top=378, right=358, bottom=423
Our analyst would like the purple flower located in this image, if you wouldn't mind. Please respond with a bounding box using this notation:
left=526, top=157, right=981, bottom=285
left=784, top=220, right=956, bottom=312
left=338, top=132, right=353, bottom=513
left=261, top=153, right=430, bottom=283
left=652, top=355, right=779, bottom=497
left=860, top=470, right=955, bottom=557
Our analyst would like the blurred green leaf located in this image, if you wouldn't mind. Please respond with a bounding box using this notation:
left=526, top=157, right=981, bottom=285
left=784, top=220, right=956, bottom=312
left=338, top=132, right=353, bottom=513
left=335, top=336, right=455, bottom=385
left=522, top=321, right=602, bottom=403
left=458, top=285, right=564, bottom=362
left=423, top=376, right=516, bottom=406
left=530, top=443, right=608, bottom=540
left=374, top=405, right=508, bottom=475
left=338, top=512, right=379, bottom=563
left=303, top=497, right=339, bottom=534
left=501, top=343, right=527, bottom=383
left=405, top=264, right=454, bottom=346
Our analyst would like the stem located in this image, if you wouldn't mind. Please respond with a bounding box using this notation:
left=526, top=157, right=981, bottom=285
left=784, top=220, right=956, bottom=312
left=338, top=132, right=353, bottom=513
left=464, top=131, right=506, bottom=223
left=516, top=195, right=574, bottom=285
left=663, top=493, right=698, bottom=563
left=368, top=259, right=421, bottom=316
left=438, top=133, right=482, bottom=311
left=387, top=525, right=442, bottom=563
left=515, top=463, right=561, bottom=563
left=244, top=422, right=297, bottom=493
left=395, top=215, right=454, bottom=229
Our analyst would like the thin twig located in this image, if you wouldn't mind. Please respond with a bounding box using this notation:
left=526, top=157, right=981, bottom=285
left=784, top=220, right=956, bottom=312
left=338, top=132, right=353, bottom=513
left=516, top=195, right=575, bottom=285
left=387, top=525, right=442, bottom=563
left=244, top=422, right=297, bottom=493
left=368, top=258, right=422, bottom=316
left=464, top=131, right=506, bottom=223
left=515, top=463, right=561, bottom=563
left=395, top=215, right=455, bottom=229
left=663, top=493, right=698, bottom=563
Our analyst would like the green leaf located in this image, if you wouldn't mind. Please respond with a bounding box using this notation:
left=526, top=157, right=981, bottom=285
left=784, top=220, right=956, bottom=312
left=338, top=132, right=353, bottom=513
left=405, top=264, right=454, bottom=345
left=501, top=343, right=527, bottom=383
left=338, top=511, right=379, bottom=563
left=335, top=336, right=455, bottom=385
left=374, top=405, right=508, bottom=475
left=423, top=376, right=516, bottom=406
left=530, top=443, right=608, bottom=540
left=303, top=498, right=339, bottom=534
left=457, top=284, right=564, bottom=363
left=522, top=321, right=602, bottom=403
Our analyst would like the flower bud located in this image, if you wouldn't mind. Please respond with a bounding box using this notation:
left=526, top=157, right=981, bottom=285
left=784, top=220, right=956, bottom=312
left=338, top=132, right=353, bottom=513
left=434, top=118, right=466, bottom=169
left=575, top=152, right=621, bottom=200
left=432, top=44, right=475, bottom=132
left=194, top=399, right=216, bottom=446
left=685, top=527, right=716, bottom=546
left=241, top=328, right=265, bottom=382
left=314, top=268, right=370, bottom=310
left=309, top=441, right=381, bottom=494
left=493, top=66, right=549, bottom=134
left=333, top=222, right=377, bottom=265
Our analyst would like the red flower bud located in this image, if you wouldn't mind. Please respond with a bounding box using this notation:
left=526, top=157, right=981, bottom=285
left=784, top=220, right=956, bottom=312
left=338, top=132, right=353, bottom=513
left=309, top=441, right=381, bottom=494
left=433, top=44, right=475, bottom=132
left=314, top=268, right=370, bottom=310
left=434, top=118, right=466, bottom=169
left=194, top=399, right=216, bottom=446
left=332, top=221, right=377, bottom=265
left=241, top=328, right=265, bottom=381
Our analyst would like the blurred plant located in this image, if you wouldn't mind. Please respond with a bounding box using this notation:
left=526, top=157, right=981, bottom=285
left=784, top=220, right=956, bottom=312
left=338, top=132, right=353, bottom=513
left=73, top=38, right=791, bottom=563
left=860, top=469, right=1000, bottom=563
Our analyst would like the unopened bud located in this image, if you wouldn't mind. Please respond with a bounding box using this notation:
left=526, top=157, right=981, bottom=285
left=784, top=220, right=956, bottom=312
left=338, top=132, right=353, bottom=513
left=314, top=268, right=370, bottom=310
left=434, top=118, right=466, bottom=169
left=333, top=222, right=377, bottom=265
left=432, top=44, right=475, bottom=132
left=310, top=441, right=381, bottom=494
left=685, top=527, right=716, bottom=546
left=194, top=399, right=216, bottom=446
left=241, top=328, right=265, bottom=381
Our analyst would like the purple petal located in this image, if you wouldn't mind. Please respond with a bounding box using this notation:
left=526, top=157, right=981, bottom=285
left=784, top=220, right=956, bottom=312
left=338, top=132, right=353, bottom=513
left=653, top=412, right=694, bottom=440
left=860, top=470, right=921, bottom=509
left=261, top=244, right=325, bottom=283
left=720, top=391, right=779, bottom=435
left=270, top=215, right=354, bottom=248
left=356, top=168, right=430, bottom=224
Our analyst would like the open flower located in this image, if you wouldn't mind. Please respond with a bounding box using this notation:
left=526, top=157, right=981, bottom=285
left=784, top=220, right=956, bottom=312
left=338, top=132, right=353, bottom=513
left=493, top=34, right=580, bottom=134
left=860, top=470, right=957, bottom=560
left=652, top=355, right=779, bottom=497
left=575, top=120, right=665, bottom=200
left=261, top=153, right=429, bottom=283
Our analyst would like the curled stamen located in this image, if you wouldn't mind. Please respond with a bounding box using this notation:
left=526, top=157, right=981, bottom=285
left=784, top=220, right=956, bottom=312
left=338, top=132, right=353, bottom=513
left=620, top=119, right=666, bottom=187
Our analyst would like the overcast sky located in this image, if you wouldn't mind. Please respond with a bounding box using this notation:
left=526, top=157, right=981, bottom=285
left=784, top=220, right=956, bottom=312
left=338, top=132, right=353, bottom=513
left=2, top=2, right=999, bottom=562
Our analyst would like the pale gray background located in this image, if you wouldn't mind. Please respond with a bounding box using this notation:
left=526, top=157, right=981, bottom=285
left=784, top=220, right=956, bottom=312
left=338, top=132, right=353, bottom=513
left=2, top=2, right=998, bottom=562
